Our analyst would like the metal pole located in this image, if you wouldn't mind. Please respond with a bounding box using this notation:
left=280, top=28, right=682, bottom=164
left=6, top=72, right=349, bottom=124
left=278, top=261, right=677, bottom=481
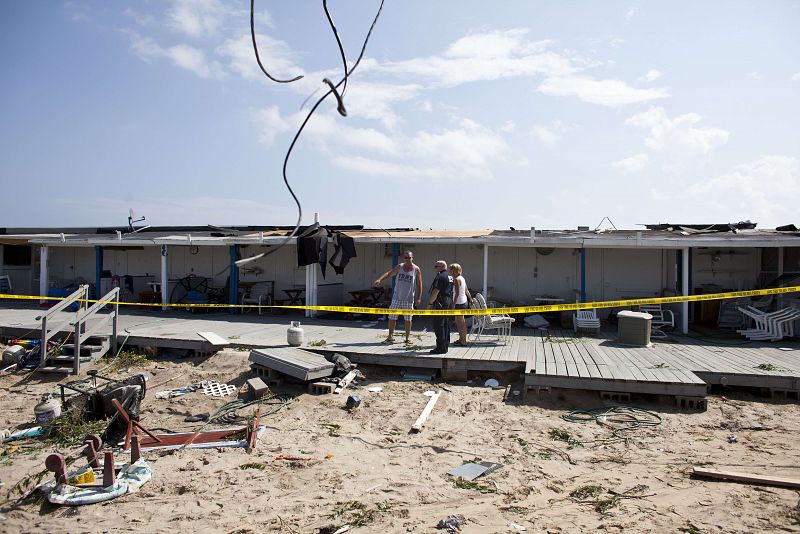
left=39, top=245, right=49, bottom=304
left=580, top=247, right=586, bottom=303
left=682, top=247, right=689, bottom=334
left=95, top=246, right=103, bottom=301
left=229, top=245, right=239, bottom=315
left=483, top=244, right=489, bottom=297
left=160, top=245, right=168, bottom=311
left=305, top=213, right=319, bottom=318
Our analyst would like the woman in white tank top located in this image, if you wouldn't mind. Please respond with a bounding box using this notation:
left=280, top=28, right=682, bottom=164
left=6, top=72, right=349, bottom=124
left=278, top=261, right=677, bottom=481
left=449, top=263, right=472, bottom=346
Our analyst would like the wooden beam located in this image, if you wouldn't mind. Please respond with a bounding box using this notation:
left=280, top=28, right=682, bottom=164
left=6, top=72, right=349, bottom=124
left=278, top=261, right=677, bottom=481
left=692, top=467, right=800, bottom=489
left=334, top=370, right=358, bottom=394
left=411, top=390, right=442, bottom=433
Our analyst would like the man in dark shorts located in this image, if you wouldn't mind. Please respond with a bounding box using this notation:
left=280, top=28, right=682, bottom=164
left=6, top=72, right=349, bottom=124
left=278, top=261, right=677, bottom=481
left=427, top=260, right=454, bottom=354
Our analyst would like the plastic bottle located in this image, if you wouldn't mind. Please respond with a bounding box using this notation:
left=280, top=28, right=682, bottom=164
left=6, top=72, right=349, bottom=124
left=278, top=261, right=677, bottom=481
left=287, top=321, right=304, bottom=346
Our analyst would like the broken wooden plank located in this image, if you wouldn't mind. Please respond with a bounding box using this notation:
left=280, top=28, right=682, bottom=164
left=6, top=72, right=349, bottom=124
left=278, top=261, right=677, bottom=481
left=197, top=331, right=230, bottom=347
left=334, top=370, right=358, bottom=394
left=411, top=390, right=442, bottom=433
left=692, top=467, right=800, bottom=489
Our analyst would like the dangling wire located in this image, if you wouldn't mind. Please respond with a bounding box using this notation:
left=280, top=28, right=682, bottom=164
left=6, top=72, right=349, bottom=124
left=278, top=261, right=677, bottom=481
left=249, top=0, right=304, bottom=84
left=238, top=0, right=386, bottom=268
left=323, top=0, right=349, bottom=99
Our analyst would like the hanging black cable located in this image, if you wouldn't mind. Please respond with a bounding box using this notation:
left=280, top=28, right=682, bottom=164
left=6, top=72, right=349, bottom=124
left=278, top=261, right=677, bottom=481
left=237, top=0, right=386, bottom=268
left=249, top=0, right=304, bottom=84
left=323, top=0, right=349, bottom=98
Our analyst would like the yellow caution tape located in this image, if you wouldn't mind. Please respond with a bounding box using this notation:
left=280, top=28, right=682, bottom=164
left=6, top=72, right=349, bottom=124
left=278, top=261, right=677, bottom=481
left=1, top=285, right=798, bottom=316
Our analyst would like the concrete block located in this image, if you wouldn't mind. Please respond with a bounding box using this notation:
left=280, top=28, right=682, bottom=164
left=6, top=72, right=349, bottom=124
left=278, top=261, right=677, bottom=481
left=247, top=377, right=269, bottom=400
left=309, top=382, right=336, bottom=395
left=600, top=391, right=631, bottom=402
left=675, top=396, right=707, bottom=411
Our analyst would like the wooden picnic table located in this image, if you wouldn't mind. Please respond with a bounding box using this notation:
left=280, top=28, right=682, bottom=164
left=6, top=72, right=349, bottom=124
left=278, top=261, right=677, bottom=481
left=349, top=287, right=384, bottom=306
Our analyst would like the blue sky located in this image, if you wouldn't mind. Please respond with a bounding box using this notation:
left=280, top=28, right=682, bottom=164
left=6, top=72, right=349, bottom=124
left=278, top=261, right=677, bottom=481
left=1, top=1, right=798, bottom=230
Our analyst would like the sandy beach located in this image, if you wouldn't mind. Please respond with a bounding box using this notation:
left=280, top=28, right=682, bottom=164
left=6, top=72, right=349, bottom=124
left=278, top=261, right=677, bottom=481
left=0, top=347, right=798, bottom=534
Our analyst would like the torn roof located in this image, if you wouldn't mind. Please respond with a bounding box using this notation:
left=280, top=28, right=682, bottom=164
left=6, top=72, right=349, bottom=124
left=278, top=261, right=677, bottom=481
left=3, top=222, right=797, bottom=248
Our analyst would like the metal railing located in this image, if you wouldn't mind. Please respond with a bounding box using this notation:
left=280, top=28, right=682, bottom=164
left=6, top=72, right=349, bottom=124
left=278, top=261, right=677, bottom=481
left=70, top=287, right=120, bottom=374
left=35, top=285, right=89, bottom=370
left=35, top=285, right=120, bottom=374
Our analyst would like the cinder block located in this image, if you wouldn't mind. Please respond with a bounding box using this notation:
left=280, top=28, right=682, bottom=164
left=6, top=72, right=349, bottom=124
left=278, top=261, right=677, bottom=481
left=600, top=391, right=631, bottom=402
left=675, top=396, right=707, bottom=411
left=247, top=377, right=269, bottom=400
left=309, top=382, right=336, bottom=395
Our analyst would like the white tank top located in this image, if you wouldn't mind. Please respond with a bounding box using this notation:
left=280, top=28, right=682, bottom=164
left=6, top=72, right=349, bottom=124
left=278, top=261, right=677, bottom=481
left=393, top=265, right=417, bottom=302
left=455, top=275, right=467, bottom=305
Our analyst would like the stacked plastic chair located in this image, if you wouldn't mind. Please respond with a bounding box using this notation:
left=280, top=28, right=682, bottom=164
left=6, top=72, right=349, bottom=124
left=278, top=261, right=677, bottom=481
left=736, top=305, right=800, bottom=341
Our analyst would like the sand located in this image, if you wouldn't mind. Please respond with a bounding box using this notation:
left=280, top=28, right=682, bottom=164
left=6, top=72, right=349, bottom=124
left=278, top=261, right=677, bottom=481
left=0, top=346, right=798, bottom=533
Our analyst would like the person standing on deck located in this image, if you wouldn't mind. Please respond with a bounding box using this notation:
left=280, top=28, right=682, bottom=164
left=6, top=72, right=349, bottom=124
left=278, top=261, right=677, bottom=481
left=373, top=251, right=422, bottom=344
left=428, top=260, right=454, bottom=354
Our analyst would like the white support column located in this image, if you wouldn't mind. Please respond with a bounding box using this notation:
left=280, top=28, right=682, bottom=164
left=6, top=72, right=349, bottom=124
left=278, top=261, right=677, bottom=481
left=681, top=247, right=689, bottom=334
left=483, top=244, right=489, bottom=297
left=305, top=213, right=319, bottom=318
left=39, top=245, right=49, bottom=303
left=160, top=245, right=169, bottom=311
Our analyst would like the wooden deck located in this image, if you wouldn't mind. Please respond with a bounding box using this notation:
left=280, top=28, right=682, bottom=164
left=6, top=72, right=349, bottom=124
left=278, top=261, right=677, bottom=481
left=1, top=304, right=799, bottom=397
left=524, top=327, right=800, bottom=397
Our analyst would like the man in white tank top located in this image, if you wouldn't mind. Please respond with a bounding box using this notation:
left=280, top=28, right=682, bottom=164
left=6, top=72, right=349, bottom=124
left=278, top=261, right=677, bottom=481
left=373, top=251, right=423, bottom=343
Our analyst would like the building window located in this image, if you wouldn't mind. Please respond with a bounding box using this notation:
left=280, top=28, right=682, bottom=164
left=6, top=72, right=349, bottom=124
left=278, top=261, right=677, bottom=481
left=3, top=245, right=32, bottom=266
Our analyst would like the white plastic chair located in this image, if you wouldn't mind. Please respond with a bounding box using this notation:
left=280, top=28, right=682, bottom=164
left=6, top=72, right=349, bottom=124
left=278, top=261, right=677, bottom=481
left=469, top=293, right=515, bottom=344
left=241, top=281, right=273, bottom=315
left=737, top=306, right=800, bottom=341
left=638, top=304, right=675, bottom=338
left=573, top=309, right=600, bottom=334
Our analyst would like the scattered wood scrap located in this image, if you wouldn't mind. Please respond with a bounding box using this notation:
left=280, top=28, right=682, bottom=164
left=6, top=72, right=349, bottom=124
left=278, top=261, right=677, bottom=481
left=334, top=370, right=358, bottom=394
left=692, top=467, right=800, bottom=489
left=411, top=390, right=442, bottom=433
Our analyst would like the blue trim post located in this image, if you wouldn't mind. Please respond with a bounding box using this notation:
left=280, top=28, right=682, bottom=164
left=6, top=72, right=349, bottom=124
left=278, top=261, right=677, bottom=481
left=580, top=247, right=586, bottom=303
left=229, top=245, right=239, bottom=314
left=95, top=246, right=103, bottom=300
left=391, top=243, right=400, bottom=289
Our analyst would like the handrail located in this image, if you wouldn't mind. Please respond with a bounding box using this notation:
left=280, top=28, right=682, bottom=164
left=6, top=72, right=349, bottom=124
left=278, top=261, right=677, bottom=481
left=71, top=287, right=120, bottom=374
left=35, top=285, right=89, bottom=321
left=37, top=285, right=89, bottom=370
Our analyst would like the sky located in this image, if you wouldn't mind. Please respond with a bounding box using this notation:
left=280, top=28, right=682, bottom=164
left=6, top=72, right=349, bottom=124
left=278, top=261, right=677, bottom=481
left=0, top=1, right=798, bottom=231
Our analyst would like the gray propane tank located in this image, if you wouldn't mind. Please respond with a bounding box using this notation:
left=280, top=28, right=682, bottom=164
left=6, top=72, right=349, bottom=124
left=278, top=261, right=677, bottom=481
left=287, top=321, right=304, bottom=346
left=34, top=395, right=61, bottom=423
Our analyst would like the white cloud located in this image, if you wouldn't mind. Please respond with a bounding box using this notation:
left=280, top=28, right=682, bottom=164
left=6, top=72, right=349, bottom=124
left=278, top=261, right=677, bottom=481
left=688, top=156, right=799, bottom=223
left=609, top=38, right=625, bottom=48
left=252, top=107, right=512, bottom=180
left=166, top=0, right=227, bottom=38
left=793, top=73, right=800, bottom=81
left=747, top=71, right=763, bottom=80
left=639, top=69, right=662, bottom=82
left=612, top=153, right=649, bottom=173
left=217, top=34, right=303, bottom=81
left=625, top=7, right=637, bottom=20
left=379, top=29, right=579, bottom=87
left=124, top=30, right=224, bottom=79
left=123, top=8, right=155, bottom=26
left=332, top=156, right=427, bottom=177
left=167, top=44, right=219, bottom=78
left=537, top=76, right=669, bottom=107
left=625, top=107, right=729, bottom=154
left=531, top=125, right=562, bottom=146
left=341, top=82, right=422, bottom=129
